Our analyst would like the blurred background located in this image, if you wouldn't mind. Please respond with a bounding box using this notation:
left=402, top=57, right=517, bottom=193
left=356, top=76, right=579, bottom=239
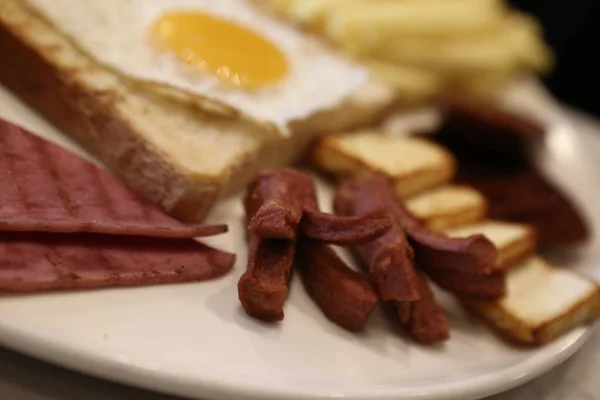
left=510, top=0, right=600, bottom=116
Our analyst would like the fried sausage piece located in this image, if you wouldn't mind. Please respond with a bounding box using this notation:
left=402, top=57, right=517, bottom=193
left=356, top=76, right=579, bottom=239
left=335, top=181, right=420, bottom=303
left=240, top=169, right=311, bottom=321
left=393, top=271, right=450, bottom=344
left=238, top=237, right=296, bottom=322
left=240, top=168, right=390, bottom=324
left=301, top=207, right=392, bottom=246
left=246, top=168, right=392, bottom=243
left=424, top=268, right=506, bottom=298
left=336, top=175, right=498, bottom=275
left=296, top=238, right=379, bottom=332
left=335, top=177, right=449, bottom=343
left=245, top=169, right=315, bottom=240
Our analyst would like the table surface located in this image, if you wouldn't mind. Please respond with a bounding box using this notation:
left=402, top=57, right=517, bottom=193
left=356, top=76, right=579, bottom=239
left=0, top=107, right=599, bottom=400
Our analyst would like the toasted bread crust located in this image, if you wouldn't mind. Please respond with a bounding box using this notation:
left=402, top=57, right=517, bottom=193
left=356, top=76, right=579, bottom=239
left=465, top=285, right=600, bottom=345
left=0, top=3, right=219, bottom=221
left=0, top=0, right=394, bottom=221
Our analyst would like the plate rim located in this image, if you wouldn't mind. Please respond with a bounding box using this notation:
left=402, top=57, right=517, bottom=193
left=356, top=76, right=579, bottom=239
left=0, top=316, right=593, bottom=400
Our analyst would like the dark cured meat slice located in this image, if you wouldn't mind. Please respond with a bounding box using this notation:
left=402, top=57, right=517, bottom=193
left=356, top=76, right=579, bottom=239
left=433, top=100, right=589, bottom=247
left=0, top=232, right=235, bottom=292
left=238, top=237, right=296, bottom=322
left=0, top=121, right=226, bottom=238
left=296, top=239, right=379, bottom=332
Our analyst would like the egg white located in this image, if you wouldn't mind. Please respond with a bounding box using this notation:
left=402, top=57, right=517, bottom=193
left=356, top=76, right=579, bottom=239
left=25, top=0, right=368, bottom=132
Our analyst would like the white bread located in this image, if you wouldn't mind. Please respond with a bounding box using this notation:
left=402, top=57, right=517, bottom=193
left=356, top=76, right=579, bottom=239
left=465, top=257, right=600, bottom=345
left=443, top=220, right=537, bottom=267
left=311, top=131, right=456, bottom=196
left=406, top=185, right=487, bottom=231
left=0, top=0, right=394, bottom=222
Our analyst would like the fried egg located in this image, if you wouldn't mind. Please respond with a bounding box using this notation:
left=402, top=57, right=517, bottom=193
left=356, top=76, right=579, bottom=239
left=24, top=0, right=368, bottom=133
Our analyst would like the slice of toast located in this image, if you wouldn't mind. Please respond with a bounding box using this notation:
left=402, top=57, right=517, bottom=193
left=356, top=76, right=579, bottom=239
left=443, top=220, right=537, bottom=267
left=406, top=185, right=487, bottom=231
left=0, top=0, right=394, bottom=222
left=311, top=131, right=456, bottom=196
left=465, top=256, right=600, bottom=345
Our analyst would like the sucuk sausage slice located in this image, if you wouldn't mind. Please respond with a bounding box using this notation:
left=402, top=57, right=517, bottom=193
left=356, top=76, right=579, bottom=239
left=296, top=238, right=379, bottom=332
left=335, top=179, right=421, bottom=303
left=392, top=271, right=450, bottom=344
left=239, top=169, right=316, bottom=321
left=335, top=177, right=449, bottom=343
left=239, top=168, right=386, bottom=328
left=337, top=175, right=498, bottom=275
left=238, top=236, right=296, bottom=322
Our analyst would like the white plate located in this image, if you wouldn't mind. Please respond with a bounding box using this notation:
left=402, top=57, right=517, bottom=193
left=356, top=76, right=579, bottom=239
left=0, top=79, right=598, bottom=400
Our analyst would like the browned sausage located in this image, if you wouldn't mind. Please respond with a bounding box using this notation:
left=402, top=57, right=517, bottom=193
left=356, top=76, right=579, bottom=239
left=335, top=176, right=449, bottom=343
left=336, top=175, right=498, bottom=275
left=239, top=168, right=389, bottom=327
left=296, top=238, right=379, bottom=332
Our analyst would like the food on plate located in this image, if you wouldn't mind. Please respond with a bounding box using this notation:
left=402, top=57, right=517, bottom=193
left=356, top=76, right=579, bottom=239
left=311, top=132, right=456, bottom=196
left=0, top=119, right=234, bottom=292
left=465, top=257, right=600, bottom=345
left=335, top=177, right=449, bottom=343
left=301, top=207, right=392, bottom=246
left=406, top=185, right=487, bottom=231
left=240, top=236, right=296, bottom=322
left=335, top=176, right=502, bottom=296
left=0, top=119, right=226, bottom=238
left=392, top=269, right=450, bottom=345
left=0, top=0, right=394, bottom=222
left=244, top=169, right=391, bottom=244
left=443, top=221, right=537, bottom=268
left=263, top=0, right=553, bottom=102
left=311, top=128, right=600, bottom=345
left=239, top=168, right=386, bottom=328
left=433, top=99, right=590, bottom=247
left=295, top=239, right=379, bottom=332
left=437, top=97, right=546, bottom=165
left=335, top=179, right=420, bottom=304
left=0, top=233, right=235, bottom=292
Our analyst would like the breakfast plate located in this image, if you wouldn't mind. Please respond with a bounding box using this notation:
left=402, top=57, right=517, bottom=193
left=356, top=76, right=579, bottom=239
left=0, top=78, right=598, bottom=400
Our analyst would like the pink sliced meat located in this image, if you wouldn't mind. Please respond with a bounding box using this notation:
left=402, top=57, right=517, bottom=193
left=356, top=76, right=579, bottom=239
left=0, top=121, right=226, bottom=238
left=0, top=232, right=235, bottom=292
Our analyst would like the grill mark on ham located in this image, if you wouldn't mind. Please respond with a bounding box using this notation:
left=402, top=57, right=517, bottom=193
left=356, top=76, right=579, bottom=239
left=0, top=232, right=235, bottom=291
left=0, top=123, right=226, bottom=238
left=3, top=124, right=70, bottom=220
left=0, top=129, right=26, bottom=219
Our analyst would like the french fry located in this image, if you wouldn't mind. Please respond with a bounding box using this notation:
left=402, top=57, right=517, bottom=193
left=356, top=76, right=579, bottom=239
left=322, top=0, right=507, bottom=53
left=506, top=12, right=554, bottom=73
left=371, top=28, right=520, bottom=75
left=262, top=0, right=554, bottom=99
left=363, top=59, right=442, bottom=103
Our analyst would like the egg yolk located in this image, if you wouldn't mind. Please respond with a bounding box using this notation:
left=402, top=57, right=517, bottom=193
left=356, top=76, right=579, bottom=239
left=150, top=11, right=288, bottom=88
